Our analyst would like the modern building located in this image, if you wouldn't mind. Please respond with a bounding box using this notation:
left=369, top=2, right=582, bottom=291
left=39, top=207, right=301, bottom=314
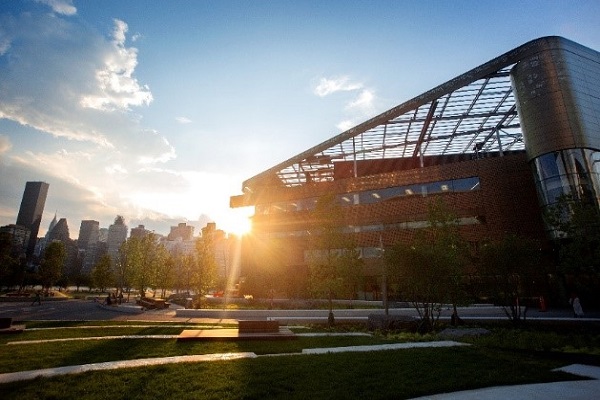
left=107, top=216, right=128, bottom=263
left=78, top=220, right=100, bottom=272
left=230, top=36, right=600, bottom=298
left=47, top=217, right=70, bottom=244
left=15, top=181, right=49, bottom=257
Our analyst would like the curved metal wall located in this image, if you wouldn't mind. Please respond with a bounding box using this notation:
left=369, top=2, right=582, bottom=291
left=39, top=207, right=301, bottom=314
left=512, top=38, right=600, bottom=159
left=511, top=38, right=600, bottom=232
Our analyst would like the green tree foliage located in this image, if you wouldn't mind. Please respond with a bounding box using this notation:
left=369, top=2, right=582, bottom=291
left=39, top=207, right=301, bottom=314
left=119, top=233, right=168, bottom=298
left=174, top=252, right=196, bottom=295
left=91, top=254, right=115, bottom=292
left=386, top=199, right=468, bottom=332
left=0, top=232, right=19, bottom=290
left=307, top=194, right=363, bottom=325
left=156, top=253, right=176, bottom=298
left=545, top=194, right=600, bottom=276
left=39, top=241, right=67, bottom=291
left=192, top=234, right=218, bottom=305
left=478, top=234, right=542, bottom=323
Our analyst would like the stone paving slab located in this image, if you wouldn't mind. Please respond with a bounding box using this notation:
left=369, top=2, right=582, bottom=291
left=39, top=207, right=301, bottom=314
left=177, top=326, right=296, bottom=341
left=0, top=352, right=257, bottom=384
left=302, top=341, right=469, bottom=354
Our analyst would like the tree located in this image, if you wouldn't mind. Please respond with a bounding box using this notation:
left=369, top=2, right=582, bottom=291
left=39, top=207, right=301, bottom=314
left=192, top=234, right=218, bottom=306
left=156, top=251, right=176, bottom=299
left=386, top=199, right=469, bottom=332
left=546, top=194, right=600, bottom=276
left=119, top=233, right=167, bottom=298
left=478, top=234, right=542, bottom=324
left=91, top=254, right=115, bottom=292
left=39, top=242, right=67, bottom=292
left=0, top=232, right=19, bottom=290
left=307, top=194, right=363, bottom=326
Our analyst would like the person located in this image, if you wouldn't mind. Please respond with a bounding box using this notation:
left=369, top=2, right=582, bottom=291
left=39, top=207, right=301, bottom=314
left=569, top=293, right=584, bottom=318
left=31, top=291, right=41, bottom=306
left=105, top=294, right=112, bottom=306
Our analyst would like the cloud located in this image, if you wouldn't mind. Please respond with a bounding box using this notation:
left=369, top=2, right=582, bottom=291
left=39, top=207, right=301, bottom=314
left=35, top=0, right=77, bottom=16
left=346, top=89, right=376, bottom=114
left=336, top=120, right=356, bottom=132
left=80, top=19, right=153, bottom=112
left=313, top=76, right=363, bottom=97
left=176, top=116, right=193, bottom=124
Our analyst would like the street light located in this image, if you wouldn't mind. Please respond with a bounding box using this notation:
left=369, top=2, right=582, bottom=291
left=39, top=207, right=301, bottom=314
left=379, top=233, right=388, bottom=316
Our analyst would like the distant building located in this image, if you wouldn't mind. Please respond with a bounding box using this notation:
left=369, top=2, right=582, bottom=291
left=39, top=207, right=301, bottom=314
left=78, top=220, right=100, bottom=272
left=15, top=181, right=49, bottom=257
left=47, top=218, right=70, bottom=243
left=130, top=224, right=151, bottom=239
left=98, top=228, right=108, bottom=243
left=168, top=222, right=194, bottom=241
left=0, top=224, right=30, bottom=253
left=107, top=216, right=128, bottom=262
left=45, top=213, right=58, bottom=240
left=78, top=220, right=99, bottom=250
left=200, top=223, right=232, bottom=280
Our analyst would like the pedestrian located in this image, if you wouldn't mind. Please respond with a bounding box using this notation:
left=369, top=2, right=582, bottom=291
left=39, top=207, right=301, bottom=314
left=31, top=291, right=41, bottom=306
left=569, top=293, right=584, bottom=318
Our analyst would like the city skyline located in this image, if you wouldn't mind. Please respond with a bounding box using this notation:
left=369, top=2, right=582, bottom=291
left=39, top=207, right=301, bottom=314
left=1, top=0, right=600, bottom=238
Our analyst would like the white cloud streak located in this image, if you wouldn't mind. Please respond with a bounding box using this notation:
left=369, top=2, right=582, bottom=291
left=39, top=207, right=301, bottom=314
left=35, top=0, right=77, bottom=16
left=313, top=76, right=363, bottom=97
left=176, top=116, right=192, bottom=124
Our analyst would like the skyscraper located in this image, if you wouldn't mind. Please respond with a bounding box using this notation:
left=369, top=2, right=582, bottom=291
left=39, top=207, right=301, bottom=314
left=78, top=220, right=100, bottom=272
left=16, top=181, right=49, bottom=257
left=107, top=215, right=128, bottom=263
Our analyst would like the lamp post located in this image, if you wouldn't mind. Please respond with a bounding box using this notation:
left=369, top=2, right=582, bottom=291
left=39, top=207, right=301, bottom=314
left=379, top=233, right=388, bottom=315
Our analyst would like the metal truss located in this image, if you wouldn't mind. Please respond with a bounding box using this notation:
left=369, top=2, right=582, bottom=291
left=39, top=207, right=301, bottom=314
left=241, top=37, right=559, bottom=193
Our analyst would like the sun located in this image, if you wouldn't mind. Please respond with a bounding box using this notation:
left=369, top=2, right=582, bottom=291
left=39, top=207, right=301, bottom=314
left=222, top=207, right=253, bottom=236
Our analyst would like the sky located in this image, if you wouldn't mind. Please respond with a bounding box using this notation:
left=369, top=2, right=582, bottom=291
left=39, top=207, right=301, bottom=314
left=1, top=0, right=599, bottom=239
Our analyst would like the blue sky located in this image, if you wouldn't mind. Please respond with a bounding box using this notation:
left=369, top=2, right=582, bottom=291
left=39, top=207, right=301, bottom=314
left=1, top=0, right=599, bottom=238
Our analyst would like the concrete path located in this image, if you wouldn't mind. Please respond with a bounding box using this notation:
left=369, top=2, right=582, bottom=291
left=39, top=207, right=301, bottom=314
left=413, top=364, right=600, bottom=399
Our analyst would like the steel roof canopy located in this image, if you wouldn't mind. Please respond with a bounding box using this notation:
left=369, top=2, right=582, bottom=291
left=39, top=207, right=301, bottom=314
left=238, top=36, right=573, bottom=195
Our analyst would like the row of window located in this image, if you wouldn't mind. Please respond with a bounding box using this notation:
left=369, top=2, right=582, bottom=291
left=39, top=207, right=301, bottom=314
left=256, top=176, right=481, bottom=215
left=263, top=216, right=481, bottom=240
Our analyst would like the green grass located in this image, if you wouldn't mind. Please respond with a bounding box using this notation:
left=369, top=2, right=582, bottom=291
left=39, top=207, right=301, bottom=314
left=1, top=321, right=599, bottom=399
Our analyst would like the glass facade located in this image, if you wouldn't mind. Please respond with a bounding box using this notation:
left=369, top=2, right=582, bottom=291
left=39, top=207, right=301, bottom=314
left=532, top=148, right=600, bottom=219
left=256, top=176, right=480, bottom=215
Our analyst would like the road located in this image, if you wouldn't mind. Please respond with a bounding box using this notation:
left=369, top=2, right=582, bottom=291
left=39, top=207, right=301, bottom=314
left=1, top=298, right=598, bottom=323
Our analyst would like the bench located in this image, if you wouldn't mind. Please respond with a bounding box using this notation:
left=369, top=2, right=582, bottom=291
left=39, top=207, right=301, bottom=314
left=0, top=317, right=25, bottom=334
left=238, top=320, right=280, bottom=333
left=137, top=298, right=171, bottom=309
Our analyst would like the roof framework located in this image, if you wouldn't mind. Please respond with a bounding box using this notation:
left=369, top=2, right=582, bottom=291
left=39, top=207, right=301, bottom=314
left=240, top=37, right=563, bottom=194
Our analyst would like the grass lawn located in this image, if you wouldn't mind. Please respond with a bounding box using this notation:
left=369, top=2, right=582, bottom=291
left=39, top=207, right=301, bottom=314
left=0, top=321, right=598, bottom=399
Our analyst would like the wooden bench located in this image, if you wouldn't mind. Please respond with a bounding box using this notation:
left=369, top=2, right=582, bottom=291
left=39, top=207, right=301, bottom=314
left=0, top=317, right=25, bottom=334
left=137, top=298, right=171, bottom=309
left=238, top=320, right=280, bottom=333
